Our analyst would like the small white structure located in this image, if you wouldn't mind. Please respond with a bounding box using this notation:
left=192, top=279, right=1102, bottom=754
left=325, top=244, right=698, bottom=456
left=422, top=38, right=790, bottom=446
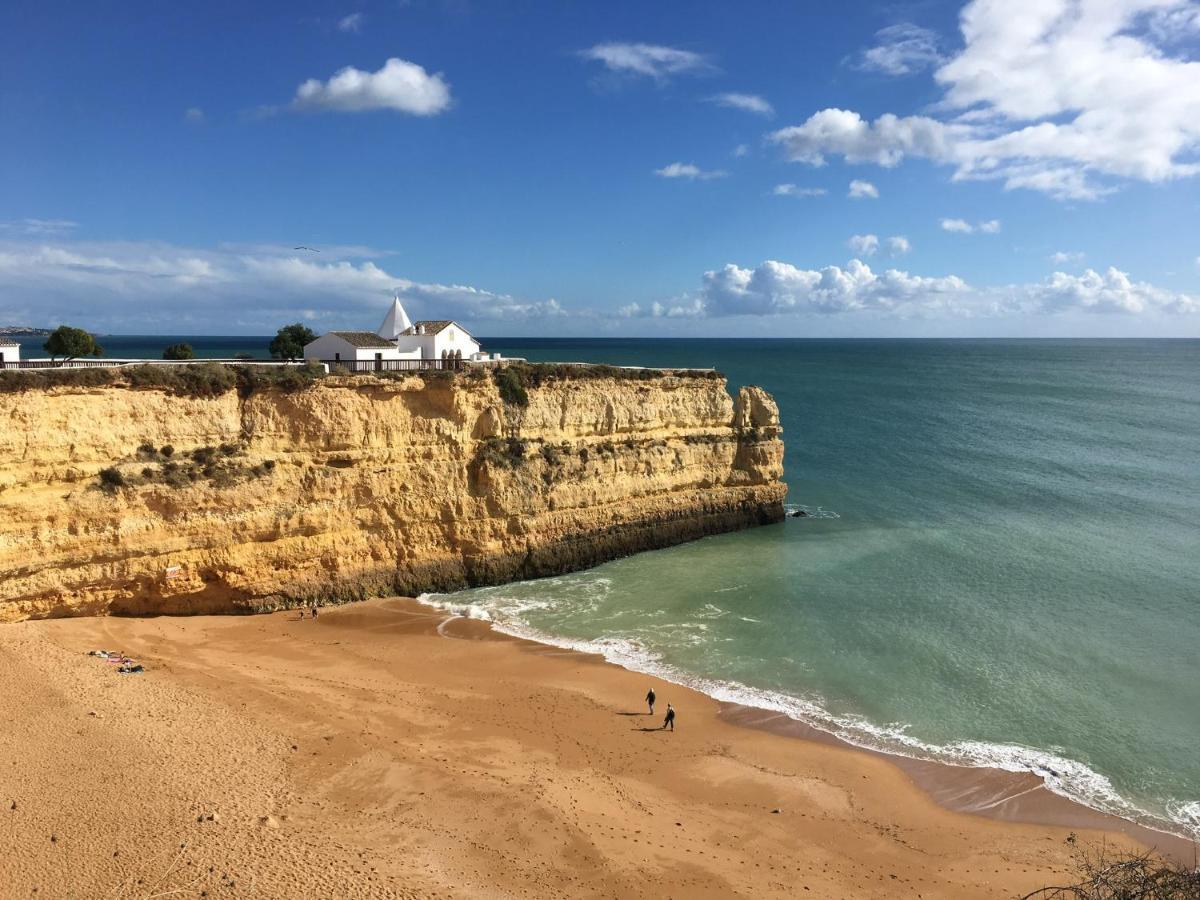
left=0, top=339, right=19, bottom=367
left=302, top=331, right=403, bottom=368
left=304, top=295, right=489, bottom=368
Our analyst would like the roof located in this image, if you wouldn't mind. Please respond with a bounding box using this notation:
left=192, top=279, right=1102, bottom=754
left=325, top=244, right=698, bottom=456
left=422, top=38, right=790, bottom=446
left=402, top=320, right=475, bottom=339
left=327, top=331, right=397, bottom=349
left=0, top=338, right=18, bottom=346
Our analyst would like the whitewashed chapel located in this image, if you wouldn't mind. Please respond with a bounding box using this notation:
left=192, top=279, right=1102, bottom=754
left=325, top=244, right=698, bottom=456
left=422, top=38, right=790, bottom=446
left=304, top=297, right=491, bottom=368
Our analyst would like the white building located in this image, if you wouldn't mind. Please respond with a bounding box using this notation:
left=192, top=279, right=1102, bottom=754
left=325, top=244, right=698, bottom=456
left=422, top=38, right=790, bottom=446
left=304, top=296, right=487, bottom=368
left=302, top=331, right=403, bottom=367
left=0, top=339, right=19, bottom=367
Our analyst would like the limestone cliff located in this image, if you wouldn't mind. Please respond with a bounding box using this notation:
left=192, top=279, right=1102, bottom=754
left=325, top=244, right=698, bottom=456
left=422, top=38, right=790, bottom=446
left=0, top=370, right=785, bottom=621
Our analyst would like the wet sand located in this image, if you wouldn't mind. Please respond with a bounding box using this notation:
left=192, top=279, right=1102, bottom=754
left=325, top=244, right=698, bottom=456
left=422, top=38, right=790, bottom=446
left=0, top=597, right=1188, bottom=898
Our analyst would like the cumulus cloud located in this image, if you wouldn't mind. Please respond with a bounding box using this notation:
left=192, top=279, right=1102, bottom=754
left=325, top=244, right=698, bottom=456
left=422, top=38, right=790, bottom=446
left=654, top=162, right=727, bottom=180
left=858, top=23, right=942, bottom=75
left=0, top=239, right=563, bottom=332
left=978, top=219, right=1001, bottom=234
left=621, top=259, right=1198, bottom=320
left=887, top=236, right=911, bottom=256
left=1050, top=250, right=1086, bottom=265
left=707, top=92, right=774, bottom=116
left=770, top=0, right=1200, bottom=199
left=772, top=183, right=826, bottom=197
left=848, top=179, right=879, bottom=199
left=337, top=12, right=364, bottom=33
left=1032, top=267, right=1198, bottom=315
left=733, top=143, right=750, bottom=157
left=579, top=43, right=712, bottom=81
left=941, top=218, right=974, bottom=233
left=293, top=57, right=451, bottom=115
left=848, top=234, right=879, bottom=256
left=695, top=259, right=971, bottom=317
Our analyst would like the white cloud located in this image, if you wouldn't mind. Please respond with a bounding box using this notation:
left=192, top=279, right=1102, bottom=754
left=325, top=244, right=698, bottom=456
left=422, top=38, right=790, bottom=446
left=707, top=92, right=774, bottom=117
left=184, top=107, right=205, bottom=123
left=1050, top=250, right=1086, bottom=265
left=579, top=43, right=712, bottom=81
left=620, top=259, right=1200, bottom=320
left=848, top=234, right=879, bottom=256
left=0, top=239, right=563, bottom=332
left=770, top=109, right=959, bottom=167
left=1033, top=267, right=1198, bottom=315
left=769, top=0, right=1200, bottom=199
left=337, top=12, right=364, bottom=33
left=293, top=57, right=451, bottom=115
left=772, top=183, right=826, bottom=197
left=941, top=217, right=1001, bottom=234
left=696, top=259, right=970, bottom=317
left=848, top=179, right=879, bottom=199
left=654, top=162, right=727, bottom=181
left=733, top=143, right=750, bottom=157
left=858, top=23, right=942, bottom=75
left=887, top=236, right=911, bottom=256
left=1, top=219, right=79, bottom=236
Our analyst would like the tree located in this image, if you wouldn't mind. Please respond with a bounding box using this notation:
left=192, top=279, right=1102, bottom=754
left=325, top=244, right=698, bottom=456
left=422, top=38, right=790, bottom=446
left=162, top=343, right=196, bottom=360
left=269, top=324, right=317, bottom=361
left=44, top=325, right=103, bottom=362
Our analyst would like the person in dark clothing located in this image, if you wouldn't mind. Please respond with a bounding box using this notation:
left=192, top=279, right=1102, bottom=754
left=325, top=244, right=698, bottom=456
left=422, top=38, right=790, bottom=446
left=310, top=604, right=318, bottom=619
left=645, top=688, right=656, bottom=715
left=662, top=704, right=675, bottom=731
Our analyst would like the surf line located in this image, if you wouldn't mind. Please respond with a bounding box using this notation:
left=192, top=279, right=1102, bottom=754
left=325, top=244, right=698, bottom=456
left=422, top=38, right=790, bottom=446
left=436, top=614, right=465, bottom=638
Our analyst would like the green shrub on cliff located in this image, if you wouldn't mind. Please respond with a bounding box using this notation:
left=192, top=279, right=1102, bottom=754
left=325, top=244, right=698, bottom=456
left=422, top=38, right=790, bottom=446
left=0, top=368, right=118, bottom=393
left=490, top=362, right=721, bottom=408
left=493, top=367, right=530, bottom=407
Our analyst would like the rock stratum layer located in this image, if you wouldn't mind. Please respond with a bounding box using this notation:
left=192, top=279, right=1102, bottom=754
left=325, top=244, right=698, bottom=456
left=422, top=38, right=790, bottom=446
left=0, top=371, right=785, bottom=621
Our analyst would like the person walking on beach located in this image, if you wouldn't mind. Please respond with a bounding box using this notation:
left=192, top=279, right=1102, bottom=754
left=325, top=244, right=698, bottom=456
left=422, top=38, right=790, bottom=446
left=662, top=703, right=675, bottom=732
left=310, top=603, right=318, bottom=619
left=645, top=687, right=656, bottom=715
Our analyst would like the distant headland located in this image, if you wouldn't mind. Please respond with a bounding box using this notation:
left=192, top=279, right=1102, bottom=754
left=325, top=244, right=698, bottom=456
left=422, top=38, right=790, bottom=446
left=0, top=326, right=51, bottom=336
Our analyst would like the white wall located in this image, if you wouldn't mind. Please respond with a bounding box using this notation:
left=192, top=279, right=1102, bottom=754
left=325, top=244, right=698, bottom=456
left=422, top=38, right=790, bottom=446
left=304, top=334, right=408, bottom=362
left=432, top=326, right=480, bottom=359
left=0, top=344, right=19, bottom=365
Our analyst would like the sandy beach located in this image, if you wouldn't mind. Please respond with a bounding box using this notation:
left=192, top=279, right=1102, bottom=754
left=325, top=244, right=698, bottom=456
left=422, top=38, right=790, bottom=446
left=0, top=597, right=1186, bottom=899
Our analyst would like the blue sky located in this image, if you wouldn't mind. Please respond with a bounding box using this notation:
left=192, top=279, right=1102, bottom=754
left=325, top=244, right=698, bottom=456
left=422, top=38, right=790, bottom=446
left=1, top=0, right=1199, bottom=336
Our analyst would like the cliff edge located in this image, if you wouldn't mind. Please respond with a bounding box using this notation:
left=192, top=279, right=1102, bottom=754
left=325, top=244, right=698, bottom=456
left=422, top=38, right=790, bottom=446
left=0, top=368, right=785, bottom=621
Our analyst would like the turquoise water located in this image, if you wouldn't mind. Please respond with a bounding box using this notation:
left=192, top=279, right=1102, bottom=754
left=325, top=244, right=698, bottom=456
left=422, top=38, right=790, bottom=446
left=423, top=339, right=1200, bottom=839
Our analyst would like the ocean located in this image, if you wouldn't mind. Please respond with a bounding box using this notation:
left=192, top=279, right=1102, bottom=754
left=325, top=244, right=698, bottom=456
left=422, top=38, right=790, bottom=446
left=11, top=333, right=1199, bottom=838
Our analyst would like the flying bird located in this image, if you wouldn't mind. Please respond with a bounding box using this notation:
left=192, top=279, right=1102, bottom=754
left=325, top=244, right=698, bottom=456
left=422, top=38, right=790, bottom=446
left=294, top=246, right=320, bottom=252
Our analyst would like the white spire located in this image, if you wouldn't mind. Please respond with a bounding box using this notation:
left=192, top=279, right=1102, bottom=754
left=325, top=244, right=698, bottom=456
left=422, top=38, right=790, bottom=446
left=377, top=293, right=412, bottom=339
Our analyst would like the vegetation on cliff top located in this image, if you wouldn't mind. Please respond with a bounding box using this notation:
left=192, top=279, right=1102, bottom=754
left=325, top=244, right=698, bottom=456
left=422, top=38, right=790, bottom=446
left=492, top=362, right=721, bottom=407
left=1, top=359, right=717, bottom=401
left=0, top=362, right=325, bottom=397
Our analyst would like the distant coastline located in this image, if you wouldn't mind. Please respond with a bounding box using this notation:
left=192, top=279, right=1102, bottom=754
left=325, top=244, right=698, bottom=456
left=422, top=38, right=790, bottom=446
left=0, top=326, right=51, bottom=336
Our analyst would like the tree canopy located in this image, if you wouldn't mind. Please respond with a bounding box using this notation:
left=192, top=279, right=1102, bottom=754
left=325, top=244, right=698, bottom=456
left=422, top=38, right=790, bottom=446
left=44, top=325, right=103, bottom=361
left=269, top=324, right=317, bottom=361
left=162, top=343, right=196, bottom=360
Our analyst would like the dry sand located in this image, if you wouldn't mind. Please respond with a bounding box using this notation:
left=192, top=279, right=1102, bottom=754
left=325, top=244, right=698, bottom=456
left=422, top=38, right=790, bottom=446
left=0, top=598, right=1183, bottom=899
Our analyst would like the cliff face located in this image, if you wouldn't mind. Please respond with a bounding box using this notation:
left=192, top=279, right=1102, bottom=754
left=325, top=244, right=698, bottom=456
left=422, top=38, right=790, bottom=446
left=0, top=371, right=785, bottom=621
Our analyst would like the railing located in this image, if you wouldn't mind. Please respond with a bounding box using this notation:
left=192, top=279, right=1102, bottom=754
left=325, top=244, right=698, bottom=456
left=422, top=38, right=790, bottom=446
left=0, top=358, right=313, bottom=371
left=319, top=358, right=464, bottom=374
